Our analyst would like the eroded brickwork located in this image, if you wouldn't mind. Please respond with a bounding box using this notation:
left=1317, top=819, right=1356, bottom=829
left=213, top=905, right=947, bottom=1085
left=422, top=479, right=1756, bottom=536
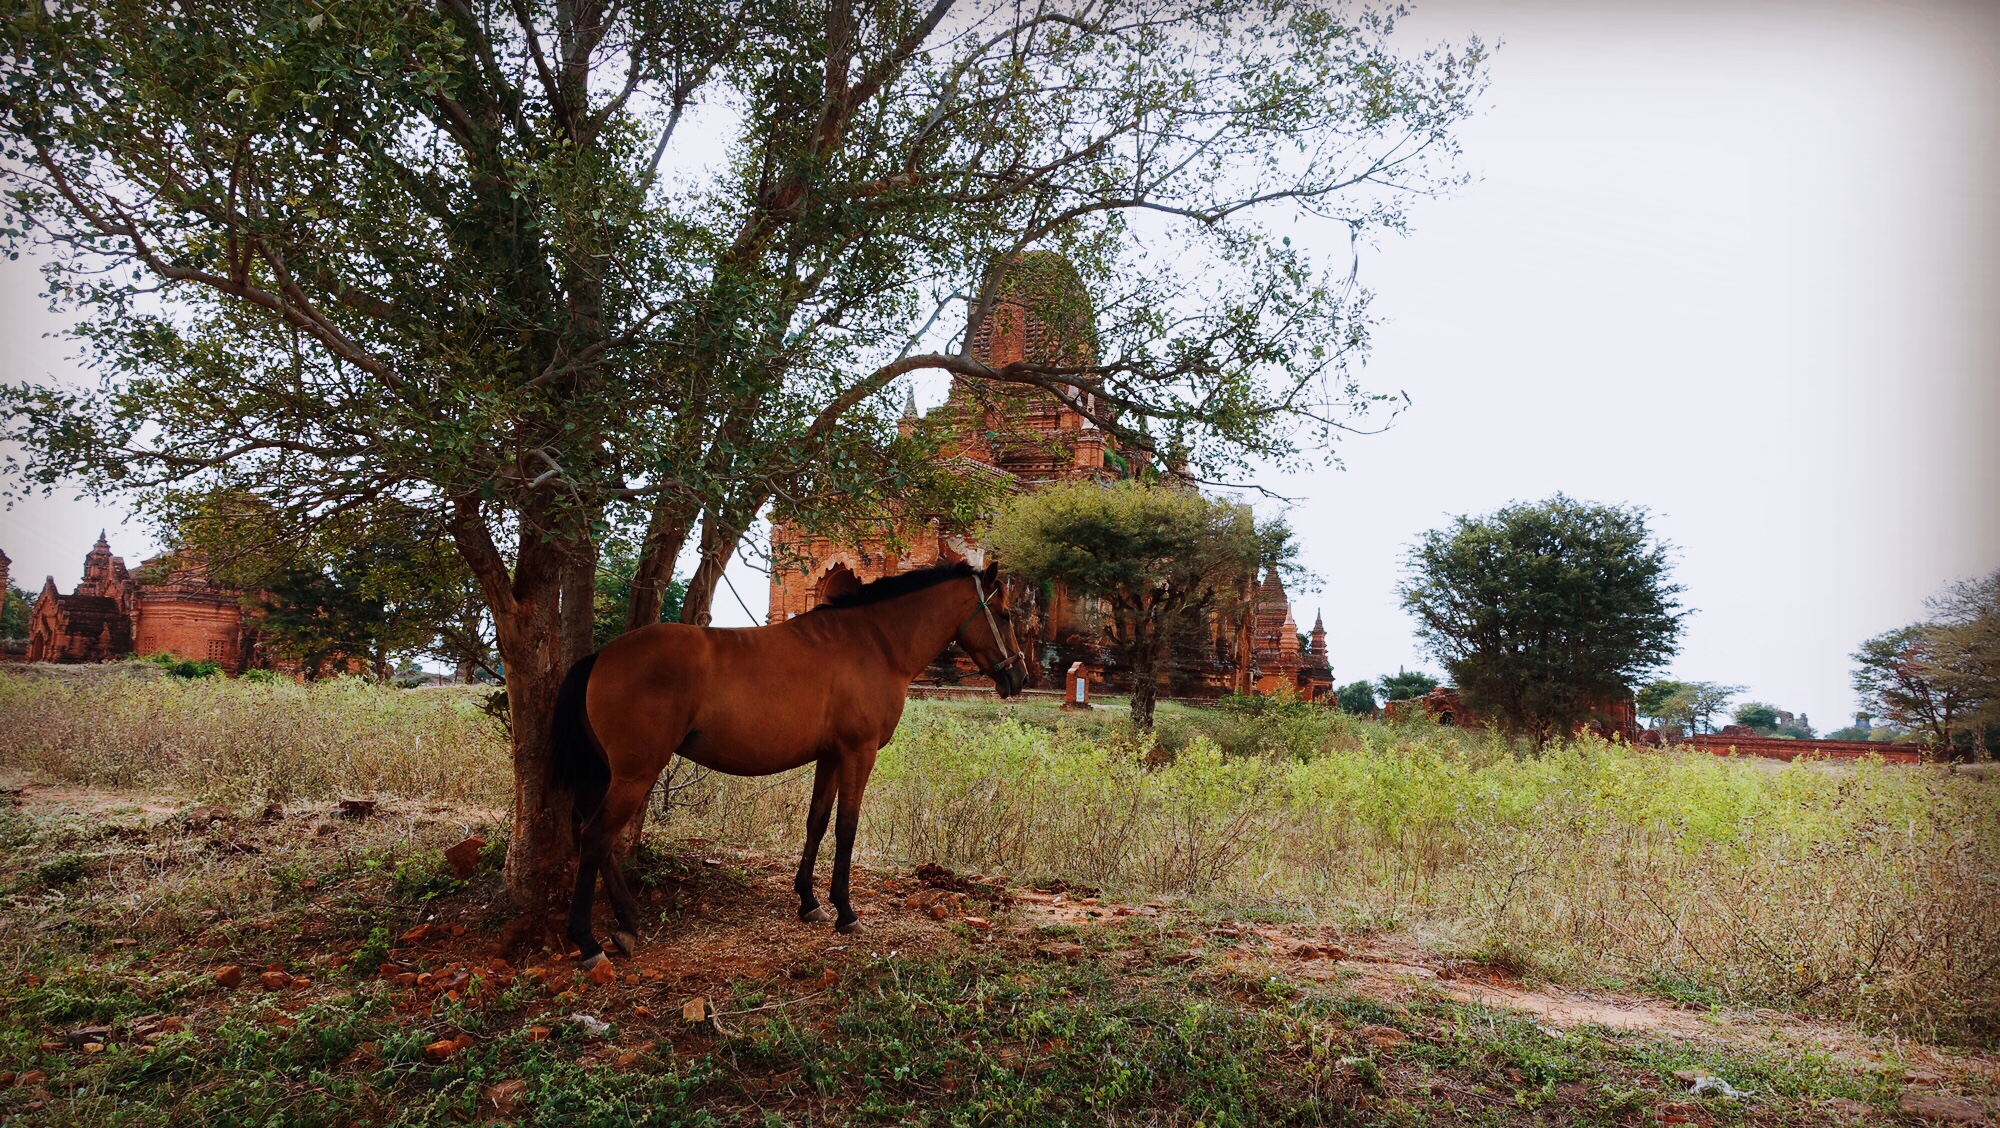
left=21, top=533, right=268, bottom=674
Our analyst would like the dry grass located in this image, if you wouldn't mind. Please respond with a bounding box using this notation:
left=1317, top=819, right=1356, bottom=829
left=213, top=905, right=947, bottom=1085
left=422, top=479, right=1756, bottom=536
left=3, top=667, right=1996, bottom=1046
left=0, top=664, right=508, bottom=806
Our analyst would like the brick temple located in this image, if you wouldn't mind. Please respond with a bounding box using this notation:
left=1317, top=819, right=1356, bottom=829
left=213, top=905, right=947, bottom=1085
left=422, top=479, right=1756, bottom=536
left=768, top=254, right=1332, bottom=700
left=19, top=532, right=271, bottom=674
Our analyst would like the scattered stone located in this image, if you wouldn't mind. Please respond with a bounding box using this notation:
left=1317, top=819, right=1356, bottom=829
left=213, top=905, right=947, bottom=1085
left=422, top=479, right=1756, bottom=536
left=1037, top=943, right=1084, bottom=961
left=615, top=1051, right=641, bottom=1068
left=586, top=959, right=618, bottom=987
left=259, top=801, right=284, bottom=822
left=423, top=1038, right=461, bottom=1062
left=927, top=901, right=950, bottom=920
left=337, top=799, right=376, bottom=820
left=64, top=1025, right=113, bottom=1049
left=633, top=1006, right=654, bottom=1019
left=182, top=805, right=232, bottom=827
left=0, top=1071, right=13, bottom=1088
left=570, top=1014, right=612, bottom=1038
left=392, top=973, right=418, bottom=989
left=1900, top=1092, right=1988, bottom=1124
left=484, top=1078, right=528, bottom=1113
left=81, top=1043, right=104, bottom=1054
left=399, top=923, right=435, bottom=944
left=259, top=970, right=292, bottom=991
left=1357, top=1025, right=1406, bottom=1048
left=1823, top=1097, right=1870, bottom=1121
left=818, top=968, right=839, bottom=989
left=1690, top=1076, right=1754, bottom=1100
left=963, top=916, right=991, bottom=931
left=110, top=937, right=138, bottom=948
left=702, top=857, right=720, bottom=867
left=526, top=1026, right=551, bottom=1042
left=682, top=997, right=710, bottom=1023
left=1672, top=1069, right=1709, bottom=1084
left=17, top=1071, right=46, bottom=1087
left=213, top=965, right=244, bottom=989
left=1907, top=1071, right=1943, bottom=1086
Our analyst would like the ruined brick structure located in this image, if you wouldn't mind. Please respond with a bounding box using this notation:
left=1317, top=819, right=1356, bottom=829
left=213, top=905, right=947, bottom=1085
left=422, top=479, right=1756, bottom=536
left=22, top=532, right=270, bottom=674
left=768, top=254, right=1331, bottom=700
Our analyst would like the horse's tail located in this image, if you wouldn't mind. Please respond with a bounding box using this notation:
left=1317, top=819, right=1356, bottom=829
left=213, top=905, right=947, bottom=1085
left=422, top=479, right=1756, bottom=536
left=549, top=651, right=609, bottom=821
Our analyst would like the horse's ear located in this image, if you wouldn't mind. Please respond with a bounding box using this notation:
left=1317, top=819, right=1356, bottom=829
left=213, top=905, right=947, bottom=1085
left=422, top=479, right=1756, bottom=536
left=980, top=560, right=1000, bottom=586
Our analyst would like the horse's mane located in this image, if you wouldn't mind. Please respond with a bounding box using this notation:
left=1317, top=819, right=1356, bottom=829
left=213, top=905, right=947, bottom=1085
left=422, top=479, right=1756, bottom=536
left=817, top=561, right=977, bottom=610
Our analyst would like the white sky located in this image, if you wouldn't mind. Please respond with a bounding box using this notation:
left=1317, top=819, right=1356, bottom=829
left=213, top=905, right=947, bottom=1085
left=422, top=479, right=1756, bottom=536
left=4, top=0, right=1996, bottom=729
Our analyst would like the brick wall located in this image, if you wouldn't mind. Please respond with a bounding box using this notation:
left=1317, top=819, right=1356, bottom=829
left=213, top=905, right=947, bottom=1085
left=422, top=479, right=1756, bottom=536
left=1680, top=734, right=1929, bottom=764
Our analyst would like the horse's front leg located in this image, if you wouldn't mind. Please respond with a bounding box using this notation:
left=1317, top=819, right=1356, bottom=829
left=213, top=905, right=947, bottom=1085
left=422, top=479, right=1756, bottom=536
left=829, top=746, right=879, bottom=934
left=794, top=759, right=839, bottom=923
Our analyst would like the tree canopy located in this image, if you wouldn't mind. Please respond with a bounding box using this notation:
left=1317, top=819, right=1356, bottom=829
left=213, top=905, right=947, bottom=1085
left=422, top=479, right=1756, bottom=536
left=1334, top=679, right=1376, bottom=716
left=984, top=479, right=1287, bottom=728
left=1399, top=495, right=1685, bottom=745
left=1375, top=668, right=1437, bottom=704
left=1635, top=678, right=1739, bottom=735
left=0, top=0, right=1486, bottom=908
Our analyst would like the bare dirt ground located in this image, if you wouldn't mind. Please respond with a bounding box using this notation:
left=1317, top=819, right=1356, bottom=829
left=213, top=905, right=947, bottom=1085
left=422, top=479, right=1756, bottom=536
left=2, top=779, right=1995, bottom=1125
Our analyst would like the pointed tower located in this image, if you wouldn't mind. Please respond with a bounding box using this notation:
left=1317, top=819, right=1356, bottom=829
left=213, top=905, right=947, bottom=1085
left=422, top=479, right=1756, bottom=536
left=898, top=384, right=920, bottom=437
left=1309, top=611, right=1327, bottom=659
left=79, top=532, right=116, bottom=596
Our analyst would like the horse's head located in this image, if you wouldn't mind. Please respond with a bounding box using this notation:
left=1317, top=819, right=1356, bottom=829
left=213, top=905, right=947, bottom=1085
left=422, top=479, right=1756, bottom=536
left=958, top=561, right=1028, bottom=698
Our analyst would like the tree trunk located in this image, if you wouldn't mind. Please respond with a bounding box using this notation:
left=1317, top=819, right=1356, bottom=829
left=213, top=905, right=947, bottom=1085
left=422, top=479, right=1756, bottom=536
left=490, top=587, right=571, bottom=917
left=561, top=540, right=598, bottom=669
left=449, top=505, right=576, bottom=919
left=1131, top=622, right=1162, bottom=730
left=677, top=513, right=739, bottom=626
left=627, top=496, right=696, bottom=631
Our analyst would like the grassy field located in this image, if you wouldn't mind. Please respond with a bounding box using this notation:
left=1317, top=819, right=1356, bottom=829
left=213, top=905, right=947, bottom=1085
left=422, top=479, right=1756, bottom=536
left=0, top=784, right=1972, bottom=1126
left=3, top=666, right=1996, bottom=1051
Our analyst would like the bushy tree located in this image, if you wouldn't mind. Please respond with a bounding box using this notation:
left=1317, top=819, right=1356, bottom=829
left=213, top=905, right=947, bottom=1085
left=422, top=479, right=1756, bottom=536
left=985, top=480, right=1287, bottom=729
left=1636, top=678, right=1740, bottom=735
left=0, top=584, right=29, bottom=640
left=0, top=0, right=1485, bottom=908
left=1853, top=569, right=1999, bottom=756
left=1376, top=668, right=1438, bottom=703
left=1334, top=680, right=1377, bottom=716
left=171, top=494, right=488, bottom=680
left=1400, top=495, right=1686, bottom=746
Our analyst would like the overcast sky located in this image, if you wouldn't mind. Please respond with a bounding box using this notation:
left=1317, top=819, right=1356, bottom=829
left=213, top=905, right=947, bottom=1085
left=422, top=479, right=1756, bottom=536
left=4, top=0, right=1996, bottom=730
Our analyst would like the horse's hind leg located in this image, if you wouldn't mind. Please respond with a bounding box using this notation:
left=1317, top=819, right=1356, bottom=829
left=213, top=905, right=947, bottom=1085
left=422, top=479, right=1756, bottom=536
left=568, top=777, right=652, bottom=965
left=793, top=759, right=838, bottom=924
left=600, top=852, right=642, bottom=956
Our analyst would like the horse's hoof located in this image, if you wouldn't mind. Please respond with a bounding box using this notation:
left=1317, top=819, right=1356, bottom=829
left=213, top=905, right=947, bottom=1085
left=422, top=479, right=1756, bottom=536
left=612, top=930, right=637, bottom=957
left=798, top=905, right=835, bottom=924
left=836, top=918, right=864, bottom=935
left=578, top=950, right=610, bottom=970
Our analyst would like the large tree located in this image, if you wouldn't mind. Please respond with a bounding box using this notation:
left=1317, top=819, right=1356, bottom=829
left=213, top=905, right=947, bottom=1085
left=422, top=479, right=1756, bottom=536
left=0, top=0, right=1485, bottom=913
left=985, top=479, right=1286, bottom=729
left=1853, top=570, right=1999, bottom=756
left=1399, top=495, right=1686, bottom=746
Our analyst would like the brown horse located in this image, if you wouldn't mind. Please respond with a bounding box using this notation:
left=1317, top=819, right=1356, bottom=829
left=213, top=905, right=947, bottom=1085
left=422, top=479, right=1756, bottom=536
left=548, top=560, right=1027, bottom=966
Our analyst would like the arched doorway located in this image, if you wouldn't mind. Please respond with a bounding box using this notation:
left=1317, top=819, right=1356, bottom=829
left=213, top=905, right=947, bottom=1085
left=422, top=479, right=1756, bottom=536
left=814, top=564, right=862, bottom=606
